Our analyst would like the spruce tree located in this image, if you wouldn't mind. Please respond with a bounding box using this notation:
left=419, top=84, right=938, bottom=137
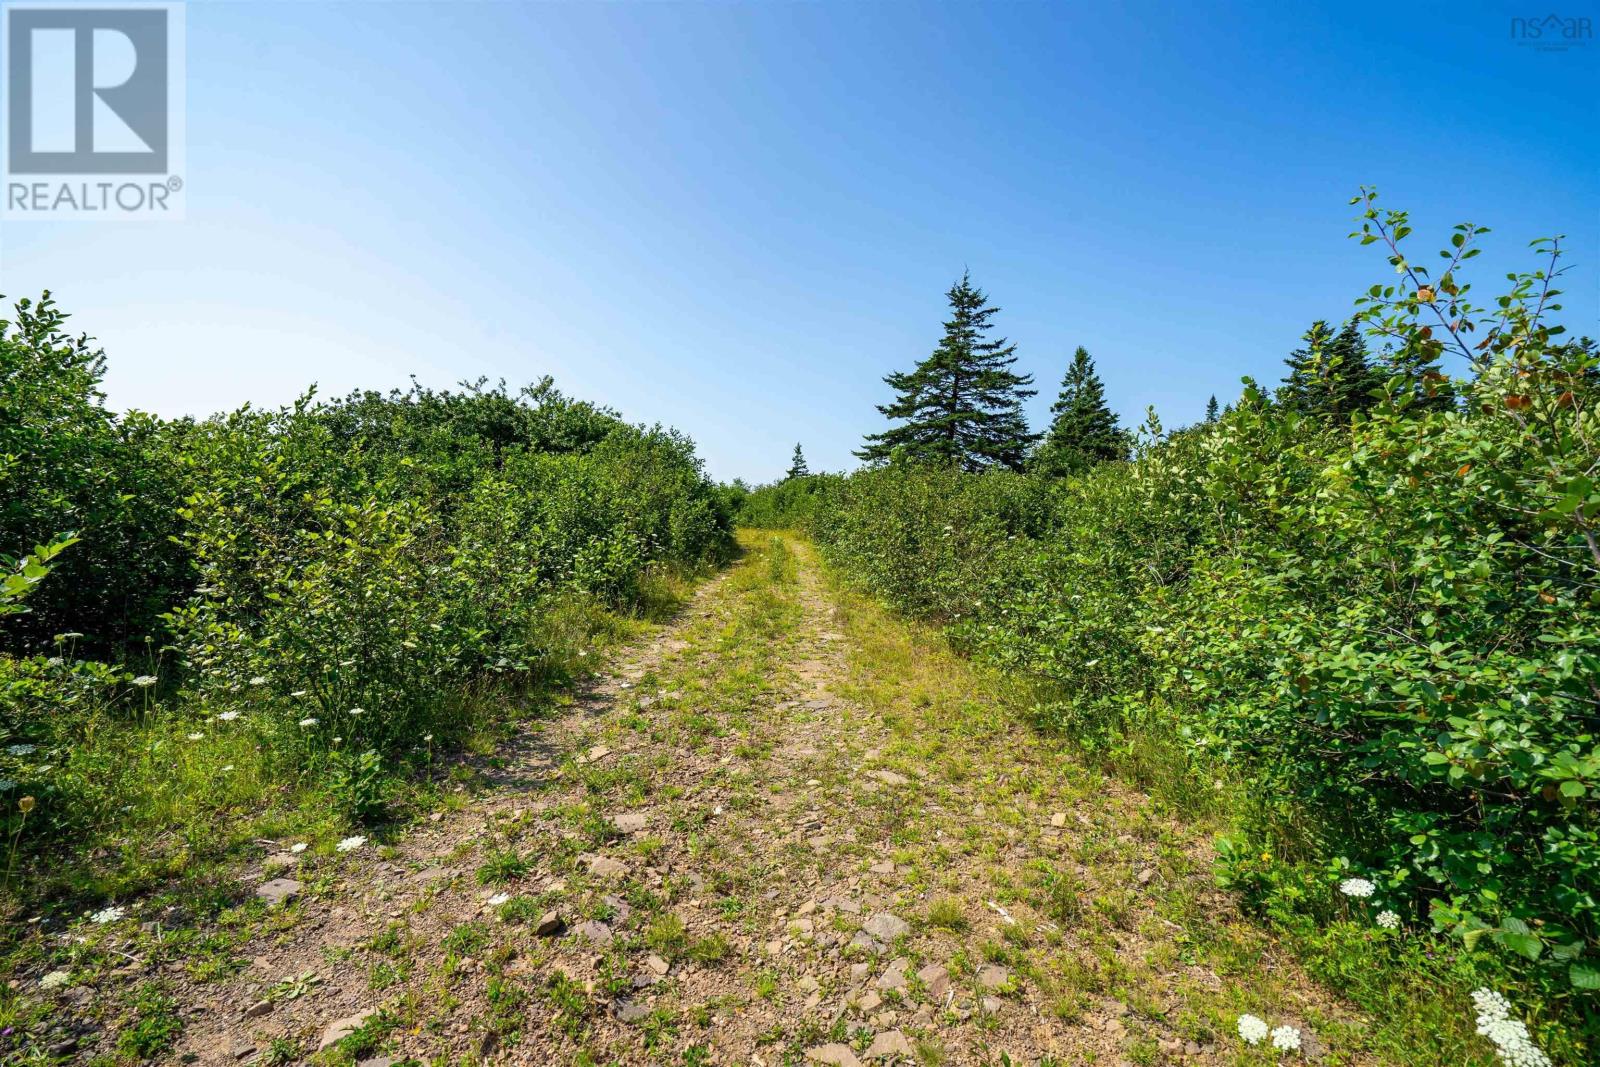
left=1205, top=395, right=1219, bottom=423
left=1032, top=346, right=1129, bottom=475
left=1282, top=319, right=1385, bottom=418
left=785, top=443, right=809, bottom=480
left=856, top=272, right=1036, bottom=471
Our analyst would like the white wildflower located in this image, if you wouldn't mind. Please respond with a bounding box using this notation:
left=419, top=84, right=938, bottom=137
left=422, top=734, right=433, bottom=743
left=487, top=893, right=509, bottom=906
left=0, top=779, right=15, bottom=791
left=218, top=711, right=240, bottom=722
left=1338, top=877, right=1376, bottom=898
left=39, top=969, right=71, bottom=989
left=290, top=690, right=308, bottom=698
left=298, top=717, right=318, bottom=728
left=348, top=707, right=364, bottom=716
left=1237, top=1014, right=1269, bottom=1045
left=289, top=842, right=308, bottom=853
left=220, top=765, right=235, bottom=772
left=7, top=743, right=37, bottom=756
left=335, top=835, right=366, bottom=853
left=1473, top=989, right=1550, bottom=1067
left=248, top=676, right=269, bottom=686
left=130, top=675, right=157, bottom=688
left=1270, top=1025, right=1301, bottom=1052
left=1376, top=910, right=1400, bottom=929
left=186, top=732, right=204, bottom=742
left=91, top=905, right=125, bottom=924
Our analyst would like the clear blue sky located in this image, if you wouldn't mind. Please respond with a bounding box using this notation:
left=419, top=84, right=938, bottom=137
left=2, top=0, right=1595, bottom=483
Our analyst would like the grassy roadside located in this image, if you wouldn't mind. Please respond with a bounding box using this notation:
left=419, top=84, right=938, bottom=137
left=0, top=564, right=715, bottom=1026
left=789, top=530, right=1494, bottom=1066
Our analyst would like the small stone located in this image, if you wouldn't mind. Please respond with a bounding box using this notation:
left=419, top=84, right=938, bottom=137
left=865, top=1030, right=912, bottom=1059
left=356, top=1059, right=396, bottom=1067
left=576, top=920, right=613, bottom=945
left=318, top=1010, right=376, bottom=1051
left=849, top=931, right=884, bottom=955
left=916, top=962, right=949, bottom=998
left=412, top=867, right=450, bottom=885
left=615, top=999, right=651, bottom=1023
left=262, top=853, right=298, bottom=873
left=429, top=812, right=443, bottom=823
left=861, top=912, right=910, bottom=941
left=788, top=917, right=815, bottom=939
left=797, top=899, right=818, bottom=916
left=254, top=878, right=303, bottom=905
left=868, top=860, right=895, bottom=876
left=875, top=957, right=911, bottom=990
left=581, top=854, right=630, bottom=879
left=872, top=769, right=910, bottom=787
left=854, top=990, right=883, bottom=1013
left=645, top=953, right=670, bottom=976
left=612, top=811, right=650, bottom=833
left=535, top=910, right=565, bottom=936
left=1050, top=812, right=1067, bottom=828
left=242, top=999, right=272, bottom=1019
left=805, top=1044, right=863, bottom=1067
left=977, top=965, right=1009, bottom=990
left=981, top=996, right=1003, bottom=1013
left=1137, top=867, right=1154, bottom=885
left=584, top=744, right=612, bottom=763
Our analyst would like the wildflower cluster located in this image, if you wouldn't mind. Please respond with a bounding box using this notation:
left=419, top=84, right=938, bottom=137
left=1471, top=989, right=1550, bottom=1067
left=1337, top=877, right=1375, bottom=899
left=1237, top=1013, right=1302, bottom=1055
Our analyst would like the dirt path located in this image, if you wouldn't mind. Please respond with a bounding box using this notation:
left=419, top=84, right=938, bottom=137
left=92, top=534, right=1370, bottom=1067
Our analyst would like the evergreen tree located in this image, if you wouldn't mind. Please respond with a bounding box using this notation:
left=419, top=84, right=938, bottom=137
left=1281, top=319, right=1385, bottom=418
left=856, top=272, right=1036, bottom=471
left=785, top=442, right=809, bottom=480
left=1032, top=346, right=1129, bottom=475
left=1205, top=395, right=1219, bottom=423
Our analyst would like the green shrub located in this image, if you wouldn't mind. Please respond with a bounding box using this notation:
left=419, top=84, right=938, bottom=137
left=804, top=199, right=1598, bottom=1053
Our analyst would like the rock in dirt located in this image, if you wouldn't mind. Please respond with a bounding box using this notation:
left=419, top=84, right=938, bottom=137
left=581, top=854, right=630, bottom=879
left=576, top=920, right=613, bottom=945
left=254, top=878, right=303, bottom=906
left=262, top=853, right=299, bottom=874
left=872, top=769, right=911, bottom=787
left=645, top=953, right=670, bottom=976
left=861, top=912, right=910, bottom=941
left=318, top=1010, right=376, bottom=1051
left=611, top=811, right=650, bottom=833
left=614, top=998, right=651, bottom=1023
left=242, top=999, right=272, bottom=1019
left=875, top=957, right=911, bottom=990
left=868, top=860, right=895, bottom=875
left=916, top=962, right=949, bottom=998
left=978, top=964, right=1009, bottom=990
left=535, top=910, right=565, bottom=936
left=805, top=1044, right=863, bottom=1067
left=865, top=1030, right=912, bottom=1059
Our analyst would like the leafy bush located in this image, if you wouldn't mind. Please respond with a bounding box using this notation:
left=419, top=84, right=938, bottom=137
left=0, top=317, right=731, bottom=901
left=801, top=199, right=1598, bottom=1051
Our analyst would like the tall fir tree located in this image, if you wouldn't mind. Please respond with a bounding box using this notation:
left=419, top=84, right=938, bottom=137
left=856, top=272, right=1036, bottom=471
left=1281, top=319, right=1385, bottom=418
left=1204, top=395, right=1219, bottom=423
left=785, top=442, right=809, bottom=480
left=1032, top=346, right=1129, bottom=475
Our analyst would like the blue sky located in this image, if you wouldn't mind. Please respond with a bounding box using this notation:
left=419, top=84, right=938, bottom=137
left=2, top=0, right=1595, bottom=483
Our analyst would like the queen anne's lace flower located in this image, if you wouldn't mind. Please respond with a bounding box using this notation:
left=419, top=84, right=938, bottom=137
left=336, top=835, right=366, bottom=853
left=487, top=893, right=509, bottom=906
left=249, top=676, right=269, bottom=686
left=298, top=717, right=318, bottom=728
left=1472, top=989, right=1551, bottom=1067
left=1338, top=877, right=1375, bottom=898
left=39, top=970, right=70, bottom=989
left=7, top=744, right=36, bottom=756
left=186, top=733, right=204, bottom=742
left=290, top=842, right=308, bottom=854
left=90, top=905, right=124, bottom=924
left=1270, top=1025, right=1301, bottom=1051
left=1376, top=910, right=1400, bottom=929
left=218, top=711, right=240, bottom=722
left=1237, top=1014, right=1269, bottom=1045
left=130, top=675, right=157, bottom=688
